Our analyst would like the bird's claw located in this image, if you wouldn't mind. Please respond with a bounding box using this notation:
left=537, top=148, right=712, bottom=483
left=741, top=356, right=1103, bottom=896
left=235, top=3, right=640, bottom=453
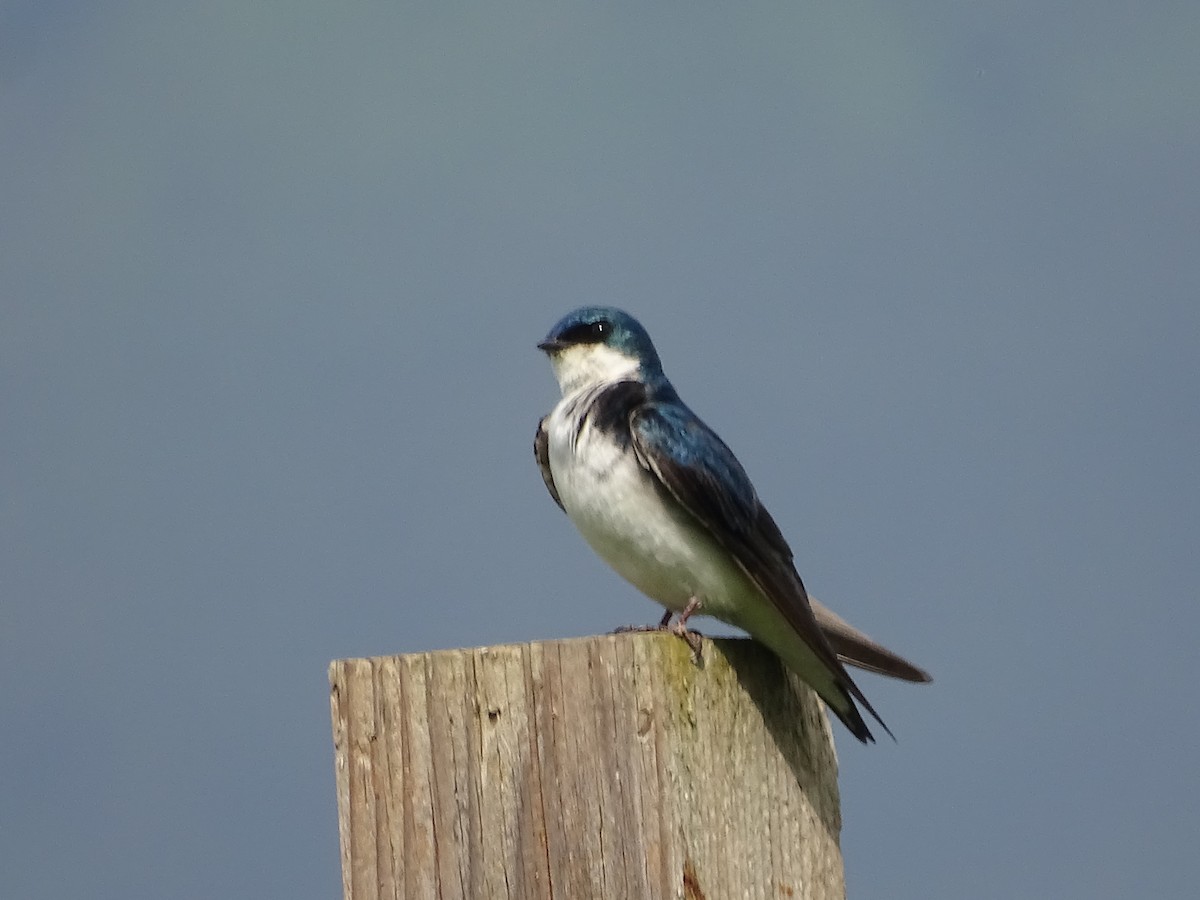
left=673, top=621, right=704, bottom=660
left=612, top=623, right=662, bottom=634
left=612, top=608, right=675, bottom=635
left=615, top=600, right=703, bottom=662
left=672, top=597, right=705, bottom=662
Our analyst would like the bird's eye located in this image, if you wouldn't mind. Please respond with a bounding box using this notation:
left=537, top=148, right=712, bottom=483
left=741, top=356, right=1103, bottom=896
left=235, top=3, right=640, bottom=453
left=561, top=319, right=610, bottom=344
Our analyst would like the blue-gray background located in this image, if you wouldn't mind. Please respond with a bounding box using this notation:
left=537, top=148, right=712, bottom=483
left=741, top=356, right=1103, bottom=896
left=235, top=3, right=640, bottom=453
left=3, top=3, right=1197, bottom=898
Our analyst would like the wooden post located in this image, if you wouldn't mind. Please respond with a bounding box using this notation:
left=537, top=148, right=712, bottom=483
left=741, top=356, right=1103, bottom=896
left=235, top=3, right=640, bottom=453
left=329, top=633, right=845, bottom=900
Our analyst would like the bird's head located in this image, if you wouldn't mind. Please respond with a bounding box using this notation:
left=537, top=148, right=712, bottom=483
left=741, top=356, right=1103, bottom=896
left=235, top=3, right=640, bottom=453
left=538, top=306, right=664, bottom=395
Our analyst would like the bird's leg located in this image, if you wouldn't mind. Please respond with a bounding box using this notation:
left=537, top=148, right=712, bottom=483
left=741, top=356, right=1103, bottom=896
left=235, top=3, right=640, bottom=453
left=612, top=609, right=675, bottom=635
left=672, top=596, right=704, bottom=659
left=675, top=596, right=702, bottom=629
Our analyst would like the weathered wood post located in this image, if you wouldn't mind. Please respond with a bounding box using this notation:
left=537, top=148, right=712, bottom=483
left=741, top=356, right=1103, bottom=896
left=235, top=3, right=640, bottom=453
left=329, top=632, right=845, bottom=899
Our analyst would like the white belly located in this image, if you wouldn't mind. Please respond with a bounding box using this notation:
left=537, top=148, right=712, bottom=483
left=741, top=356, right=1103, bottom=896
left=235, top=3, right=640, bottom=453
left=546, top=403, right=758, bottom=622
left=542, top=392, right=848, bottom=706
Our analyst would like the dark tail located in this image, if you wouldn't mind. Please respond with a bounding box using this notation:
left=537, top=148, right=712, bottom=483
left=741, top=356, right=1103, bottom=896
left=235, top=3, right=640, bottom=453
left=810, top=597, right=932, bottom=684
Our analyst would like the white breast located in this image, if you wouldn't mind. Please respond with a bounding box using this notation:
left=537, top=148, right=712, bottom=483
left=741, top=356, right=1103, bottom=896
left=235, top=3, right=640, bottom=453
left=544, top=389, right=756, bottom=621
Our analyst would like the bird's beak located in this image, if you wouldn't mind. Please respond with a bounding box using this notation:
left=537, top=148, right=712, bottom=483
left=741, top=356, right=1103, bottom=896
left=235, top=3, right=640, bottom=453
left=537, top=338, right=566, bottom=353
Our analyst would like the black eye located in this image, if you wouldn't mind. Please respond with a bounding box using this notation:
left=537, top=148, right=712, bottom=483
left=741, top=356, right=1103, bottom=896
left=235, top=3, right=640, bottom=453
left=562, top=319, right=609, bottom=344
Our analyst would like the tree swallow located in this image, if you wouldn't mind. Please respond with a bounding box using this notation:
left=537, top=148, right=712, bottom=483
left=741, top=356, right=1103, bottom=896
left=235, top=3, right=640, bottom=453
left=535, top=306, right=929, bottom=744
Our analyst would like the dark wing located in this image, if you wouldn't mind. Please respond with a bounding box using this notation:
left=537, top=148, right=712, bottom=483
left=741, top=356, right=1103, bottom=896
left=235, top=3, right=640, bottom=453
left=809, top=597, right=932, bottom=683
left=629, top=399, right=890, bottom=742
left=534, top=415, right=565, bottom=512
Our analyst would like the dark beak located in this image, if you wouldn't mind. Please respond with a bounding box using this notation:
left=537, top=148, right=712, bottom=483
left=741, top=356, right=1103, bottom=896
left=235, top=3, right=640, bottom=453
left=537, top=339, right=565, bottom=353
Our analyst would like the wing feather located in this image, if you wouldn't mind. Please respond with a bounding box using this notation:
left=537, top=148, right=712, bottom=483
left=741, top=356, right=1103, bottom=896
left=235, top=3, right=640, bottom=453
left=534, top=416, right=565, bottom=512
left=629, top=400, right=890, bottom=740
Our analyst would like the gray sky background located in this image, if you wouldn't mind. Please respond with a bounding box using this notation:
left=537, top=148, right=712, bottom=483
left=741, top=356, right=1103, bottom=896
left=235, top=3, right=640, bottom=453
left=3, top=3, right=1198, bottom=898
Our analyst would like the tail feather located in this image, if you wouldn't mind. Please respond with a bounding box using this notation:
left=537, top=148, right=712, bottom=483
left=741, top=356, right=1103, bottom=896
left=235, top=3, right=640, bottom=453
left=810, top=597, right=932, bottom=684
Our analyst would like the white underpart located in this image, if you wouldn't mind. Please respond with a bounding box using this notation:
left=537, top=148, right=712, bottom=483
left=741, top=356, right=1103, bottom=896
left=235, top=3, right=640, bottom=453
left=542, top=344, right=846, bottom=711
left=547, top=390, right=741, bottom=617
left=547, top=343, right=640, bottom=396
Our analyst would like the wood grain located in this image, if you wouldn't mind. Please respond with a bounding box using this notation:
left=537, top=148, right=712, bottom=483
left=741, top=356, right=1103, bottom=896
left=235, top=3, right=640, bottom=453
left=330, top=633, right=845, bottom=899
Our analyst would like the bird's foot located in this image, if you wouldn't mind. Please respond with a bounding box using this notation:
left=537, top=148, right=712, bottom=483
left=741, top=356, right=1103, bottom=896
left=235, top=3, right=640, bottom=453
left=612, top=609, right=674, bottom=634
left=615, top=604, right=704, bottom=662
left=672, top=597, right=704, bottom=661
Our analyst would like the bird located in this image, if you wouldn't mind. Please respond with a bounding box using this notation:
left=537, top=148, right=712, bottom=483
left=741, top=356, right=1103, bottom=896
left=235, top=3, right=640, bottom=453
left=534, top=306, right=929, bottom=743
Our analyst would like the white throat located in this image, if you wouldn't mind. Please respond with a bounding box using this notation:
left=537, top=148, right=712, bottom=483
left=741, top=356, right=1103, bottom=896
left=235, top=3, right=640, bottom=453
left=548, top=343, right=640, bottom=396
